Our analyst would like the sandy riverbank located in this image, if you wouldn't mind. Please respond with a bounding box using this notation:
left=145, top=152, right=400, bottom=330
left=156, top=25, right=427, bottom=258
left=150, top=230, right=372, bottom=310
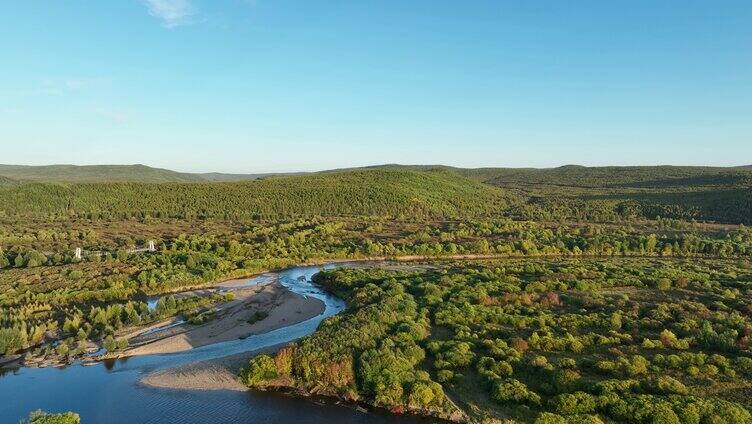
left=121, top=281, right=324, bottom=358
left=141, top=343, right=287, bottom=391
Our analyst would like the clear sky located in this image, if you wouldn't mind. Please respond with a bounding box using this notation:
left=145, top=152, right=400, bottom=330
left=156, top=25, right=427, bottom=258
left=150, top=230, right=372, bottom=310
left=1, top=1, right=750, bottom=173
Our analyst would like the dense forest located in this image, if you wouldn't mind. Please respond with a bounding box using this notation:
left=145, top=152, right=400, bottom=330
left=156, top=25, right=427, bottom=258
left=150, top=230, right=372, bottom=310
left=0, top=164, right=205, bottom=184
left=0, top=170, right=515, bottom=220
left=0, top=164, right=283, bottom=184
left=478, top=166, right=752, bottom=226
left=244, top=259, right=752, bottom=423
left=368, top=165, right=752, bottom=225
left=1, top=166, right=750, bottom=224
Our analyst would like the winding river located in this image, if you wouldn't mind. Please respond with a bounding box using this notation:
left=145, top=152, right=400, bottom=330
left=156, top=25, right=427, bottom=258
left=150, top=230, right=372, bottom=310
left=0, top=263, right=436, bottom=423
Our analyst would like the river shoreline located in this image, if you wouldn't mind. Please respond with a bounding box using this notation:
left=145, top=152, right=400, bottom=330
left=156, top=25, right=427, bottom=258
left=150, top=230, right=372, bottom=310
left=6, top=277, right=325, bottom=369
left=133, top=260, right=423, bottom=391
left=141, top=344, right=464, bottom=423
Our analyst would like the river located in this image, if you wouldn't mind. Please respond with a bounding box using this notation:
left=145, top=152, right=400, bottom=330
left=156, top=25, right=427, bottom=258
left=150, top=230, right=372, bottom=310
left=0, top=263, right=437, bottom=423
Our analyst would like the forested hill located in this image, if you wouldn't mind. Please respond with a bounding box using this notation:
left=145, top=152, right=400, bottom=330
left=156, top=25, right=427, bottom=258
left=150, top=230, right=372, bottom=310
left=0, top=163, right=749, bottom=224
left=0, top=164, right=290, bottom=183
left=463, top=165, right=752, bottom=226
left=196, top=171, right=308, bottom=181
left=5, top=162, right=750, bottom=188
left=0, top=164, right=205, bottom=183
left=477, top=165, right=752, bottom=188
left=356, top=164, right=752, bottom=187
left=0, top=169, right=516, bottom=219
left=329, top=165, right=752, bottom=225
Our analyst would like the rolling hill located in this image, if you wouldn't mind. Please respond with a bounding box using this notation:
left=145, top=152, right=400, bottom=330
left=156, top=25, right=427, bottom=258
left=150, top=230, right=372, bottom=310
left=354, top=164, right=752, bottom=224
left=0, top=164, right=289, bottom=183
left=0, top=164, right=205, bottom=183
left=0, top=163, right=749, bottom=224
left=354, top=164, right=752, bottom=187
left=196, top=171, right=307, bottom=182
left=475, top=165, right=752, bottom=188
left=5, top=162, right=750, bottom=188
left=0, top=169, right=517, bottom=219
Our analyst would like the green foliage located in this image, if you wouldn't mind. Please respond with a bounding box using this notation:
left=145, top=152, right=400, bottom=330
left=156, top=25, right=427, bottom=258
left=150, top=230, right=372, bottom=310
left=480, top=165, right=752, bottom=225
left=239, top=355, right=278, bottom=386
left=0, top=165, right=751, bottom=422
left=550, top=392, right=596, bottom=415
left=247, top=310, right=268, bottom=324
left=288, top=259, right=752, bottom=422
left=186, top=310, right=216, bottom=325
left=22, top=410, right=80, bottom=424
left=534, top=412, right=604, bottom=424
left=0, top=170, right=515, bottom=219
left=0, top=326, right=27, bottom=355
left=2, top=165, right=751, bottom=224
left=0, top=171, right=751, bottom=421
left=493, top=378, right=541, bottom=405
left=0, top=164, right=203, bottom=183
left=102, top=335, right=127, bottom=352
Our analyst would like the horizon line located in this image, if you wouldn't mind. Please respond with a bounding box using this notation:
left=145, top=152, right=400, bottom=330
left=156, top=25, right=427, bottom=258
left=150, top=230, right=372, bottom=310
left=1, top=162, right=751, bottom=176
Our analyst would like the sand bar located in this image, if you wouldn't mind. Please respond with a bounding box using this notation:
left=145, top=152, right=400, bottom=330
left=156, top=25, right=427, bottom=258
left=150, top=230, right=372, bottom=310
left=121, top=281, right=324, bottom=358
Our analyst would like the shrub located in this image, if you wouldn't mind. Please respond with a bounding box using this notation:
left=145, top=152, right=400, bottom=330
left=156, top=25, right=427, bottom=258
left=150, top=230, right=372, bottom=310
left=23, top=410, right=80, bottom=424
left=240, top=354, right=278, bottom=386
left=550, top=391, right=597, bottom=415
left=436, top=369, right=454, bottom=383
left=553, top=369, right=582, bottom=393
left=657, top=278, right=672, bottom=291
left=493, top=378, right=541, bottom=405
left=643, top=376, right=688, bottom=395
left=736, top=357, right=752, bottom=375
left=0, top=327, right=27, bottom=355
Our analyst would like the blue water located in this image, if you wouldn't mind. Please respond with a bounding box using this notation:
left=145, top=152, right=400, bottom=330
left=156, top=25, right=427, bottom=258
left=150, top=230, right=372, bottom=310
left=0, top=263, right=436, bottom=423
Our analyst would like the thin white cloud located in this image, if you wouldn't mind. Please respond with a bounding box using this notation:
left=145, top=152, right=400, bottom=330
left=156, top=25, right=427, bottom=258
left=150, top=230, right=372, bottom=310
left=142, top=0, right=196, bottom=28
left=64, top=78, right=101, bottom=91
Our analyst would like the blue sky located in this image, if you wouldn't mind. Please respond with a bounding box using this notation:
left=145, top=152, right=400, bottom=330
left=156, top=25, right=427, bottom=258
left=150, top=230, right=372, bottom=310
left=1, top=1, right=750, bottom=173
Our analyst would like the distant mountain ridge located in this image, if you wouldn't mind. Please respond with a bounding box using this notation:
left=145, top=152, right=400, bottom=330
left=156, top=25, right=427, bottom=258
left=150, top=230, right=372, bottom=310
left=0, top=164, right=199, bottom=183
left=0, top=164, right=267, bottom=183
left=196, top=171, right=309, bottom=182
left=2, top=163, right=750, bottom=185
